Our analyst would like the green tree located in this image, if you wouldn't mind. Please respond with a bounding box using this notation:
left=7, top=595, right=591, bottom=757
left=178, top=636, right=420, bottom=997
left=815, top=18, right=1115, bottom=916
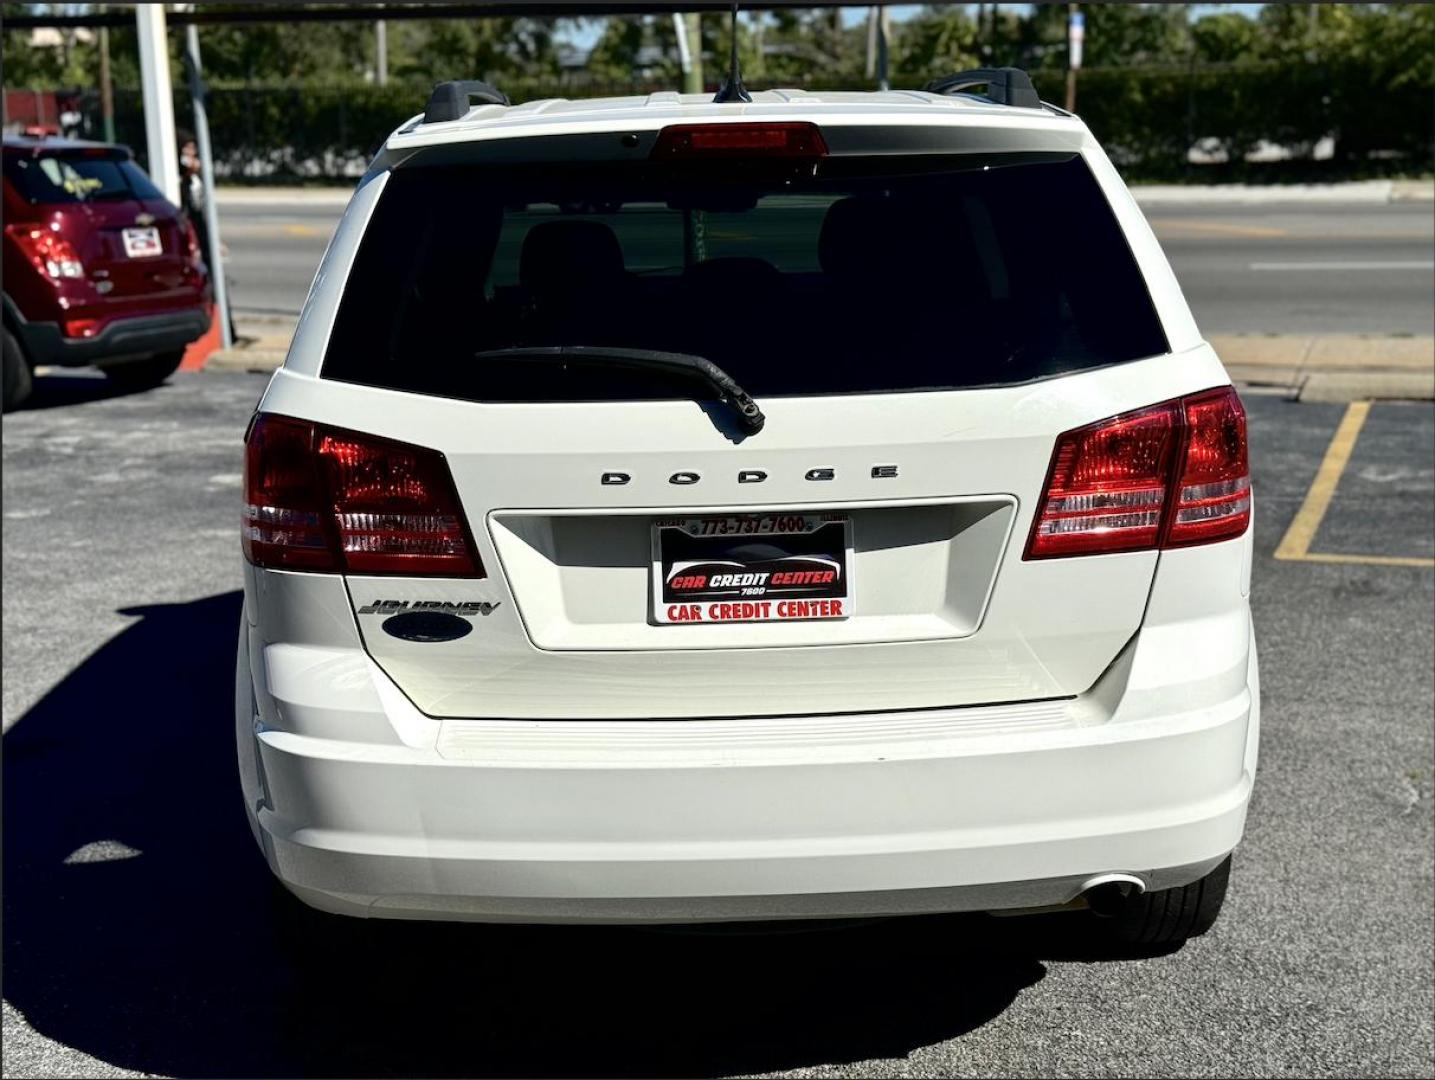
left=1191, top=12, right=1261, bottom=65
left=894, top=6, right=980, bottom=83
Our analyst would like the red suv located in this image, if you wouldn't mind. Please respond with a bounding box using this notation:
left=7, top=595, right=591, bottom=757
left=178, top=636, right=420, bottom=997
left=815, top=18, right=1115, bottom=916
left=3, top=136, right=211, bottom=411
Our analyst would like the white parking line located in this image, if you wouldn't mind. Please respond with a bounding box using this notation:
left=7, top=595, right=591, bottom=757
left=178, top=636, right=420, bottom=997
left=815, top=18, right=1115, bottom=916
left=1249, top=261, right=1435, bottom=271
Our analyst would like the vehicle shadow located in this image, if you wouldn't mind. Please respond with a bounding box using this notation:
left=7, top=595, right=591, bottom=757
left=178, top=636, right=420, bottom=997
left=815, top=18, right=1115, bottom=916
left=19, top=371, right=161, bottom=411
left=3, top=591, right=1151, bottom=1078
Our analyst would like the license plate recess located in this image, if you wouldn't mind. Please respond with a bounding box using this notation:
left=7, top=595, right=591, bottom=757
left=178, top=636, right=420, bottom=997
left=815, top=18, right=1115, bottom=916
left=652, top=514, right=853, bottom=624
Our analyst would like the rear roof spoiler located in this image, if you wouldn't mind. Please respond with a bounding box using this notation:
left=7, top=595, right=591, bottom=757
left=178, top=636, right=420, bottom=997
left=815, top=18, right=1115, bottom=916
left=924, top=67, right=1042, bottom=109
left=423, top=80, right=509, bottom=124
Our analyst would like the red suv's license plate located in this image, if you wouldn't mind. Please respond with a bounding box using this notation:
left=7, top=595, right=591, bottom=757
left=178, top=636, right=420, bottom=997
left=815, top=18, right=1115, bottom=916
left=122, top=226, right=162, bottom=258
left=651, top=514, right=853, bottom=625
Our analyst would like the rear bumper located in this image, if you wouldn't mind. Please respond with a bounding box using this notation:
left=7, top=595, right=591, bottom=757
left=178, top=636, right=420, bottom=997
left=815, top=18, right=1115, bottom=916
left=13, top=307, right=209, bottom=368
left=237, top=591, right=1259, bottom=924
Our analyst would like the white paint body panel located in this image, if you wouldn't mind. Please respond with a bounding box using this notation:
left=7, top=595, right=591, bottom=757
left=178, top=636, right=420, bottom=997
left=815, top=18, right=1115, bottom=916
left=238, top=91, right=1258, bottom=921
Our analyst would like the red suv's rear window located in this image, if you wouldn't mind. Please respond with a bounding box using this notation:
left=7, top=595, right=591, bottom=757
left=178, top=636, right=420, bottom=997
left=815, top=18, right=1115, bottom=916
left=3, top=152, right=164, bottom=205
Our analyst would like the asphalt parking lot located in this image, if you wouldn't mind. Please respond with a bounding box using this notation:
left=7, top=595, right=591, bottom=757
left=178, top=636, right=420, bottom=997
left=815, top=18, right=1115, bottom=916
left=3, top=371, right=1431, bottom=1078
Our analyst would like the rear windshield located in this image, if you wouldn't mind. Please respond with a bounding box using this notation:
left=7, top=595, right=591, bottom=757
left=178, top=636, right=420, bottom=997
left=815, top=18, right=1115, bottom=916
left=323, top=152, right=1168, bottom=400
left=3, top=153, right=164, bottom=204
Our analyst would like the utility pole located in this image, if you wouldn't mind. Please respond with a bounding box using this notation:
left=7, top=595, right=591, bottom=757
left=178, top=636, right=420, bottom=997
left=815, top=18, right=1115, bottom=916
left=99, top=26, right=115, bottom=143
left=375, top=20, right=388, bottom=85
left=865, top=6, right=877, bottom=78
left=865, top=5, right=890, bottom=90
left=877, top=6, right=890, bottom=92
left=1065, top=3, right=1083, bottom=113
left=678, top=11, right=703, bottom=94
left=136, top=4, right=179, bottom=203
left=184, top=24, right=233, bottom=349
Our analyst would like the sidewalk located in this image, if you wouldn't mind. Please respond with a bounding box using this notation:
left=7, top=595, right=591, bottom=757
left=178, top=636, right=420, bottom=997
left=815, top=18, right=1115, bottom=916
left=204, top=314, right=295, bottom=373
left=207, top=318, right=1434, bottom=402
left=1210, top=334, right=1435, bottom=402
left=1131, top=179, right=1434, bottom=204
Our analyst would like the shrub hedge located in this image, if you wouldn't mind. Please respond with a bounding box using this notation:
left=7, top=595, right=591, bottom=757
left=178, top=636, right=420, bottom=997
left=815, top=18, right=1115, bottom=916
left=70, top=60, right=1432, bottom=184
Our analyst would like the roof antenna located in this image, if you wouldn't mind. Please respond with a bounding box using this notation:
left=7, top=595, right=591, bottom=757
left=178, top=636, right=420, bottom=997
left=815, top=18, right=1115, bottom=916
left=712, top=2, right=751, bottom=103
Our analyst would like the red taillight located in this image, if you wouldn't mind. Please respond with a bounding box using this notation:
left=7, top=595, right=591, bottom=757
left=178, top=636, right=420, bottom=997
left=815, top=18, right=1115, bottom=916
left=5, top=224, right=84, bottom=280
left=651, top=122, right=828, bottom=159
left=242, top=414, right=482, bottom=577
left=1164, top=387, right=1251, bottom=547
left=183, top=219, right=205, bottom=270
left=1026, top=402, right=1180, bottom=558
left=1026, top=386, right=1250, bottom=559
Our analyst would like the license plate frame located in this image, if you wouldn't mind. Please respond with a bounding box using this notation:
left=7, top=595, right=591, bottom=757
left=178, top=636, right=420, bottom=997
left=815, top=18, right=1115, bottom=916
left=651, top=513, right=854, bottom=625
left=121, top=226, right=162, bottom=259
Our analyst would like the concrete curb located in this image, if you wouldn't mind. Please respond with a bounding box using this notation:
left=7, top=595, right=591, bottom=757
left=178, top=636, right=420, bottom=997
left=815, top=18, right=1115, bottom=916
left=1297, top=370, right=1435, bottom=403
left=205, top=348, right=288, bottom=373
left=1210, top=334, right=1435, bottom=402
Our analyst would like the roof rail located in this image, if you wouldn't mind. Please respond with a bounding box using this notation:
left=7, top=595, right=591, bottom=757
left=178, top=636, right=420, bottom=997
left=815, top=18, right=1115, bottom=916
left=923, top=67, right=1041, bottom=109
left=423, top=80, right=509, bottom=123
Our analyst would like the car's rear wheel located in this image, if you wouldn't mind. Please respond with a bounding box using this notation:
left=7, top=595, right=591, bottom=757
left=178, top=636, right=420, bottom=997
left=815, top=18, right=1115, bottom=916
left=102, top=349, right=185, bottom=390
left=1098, top=855, right=1232, bottom=948
left=3, top=327, right=33, bottom=412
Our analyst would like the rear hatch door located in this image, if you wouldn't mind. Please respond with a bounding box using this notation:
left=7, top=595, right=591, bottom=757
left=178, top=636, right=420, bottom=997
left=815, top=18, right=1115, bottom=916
left=285, top=124, right=1204, bottom=719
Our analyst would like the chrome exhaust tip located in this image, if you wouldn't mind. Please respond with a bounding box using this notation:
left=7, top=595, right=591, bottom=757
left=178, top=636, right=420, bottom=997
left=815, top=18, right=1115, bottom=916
left=1079, top=872, right=1147, bottom=918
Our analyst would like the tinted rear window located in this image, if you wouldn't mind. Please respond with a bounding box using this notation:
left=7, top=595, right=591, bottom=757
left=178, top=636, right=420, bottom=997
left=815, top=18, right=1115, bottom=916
left=323, top=152, right=1168, bottom=401
left=3, top=153, right=163, bottom=204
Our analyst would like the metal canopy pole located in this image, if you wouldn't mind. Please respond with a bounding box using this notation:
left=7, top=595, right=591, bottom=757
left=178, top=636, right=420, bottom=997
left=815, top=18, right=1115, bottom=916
left=135, top=4, right=180, bottom=203
left=99, top=26, right=116, bottom=142
left=184, top=24, right=233, bottom=349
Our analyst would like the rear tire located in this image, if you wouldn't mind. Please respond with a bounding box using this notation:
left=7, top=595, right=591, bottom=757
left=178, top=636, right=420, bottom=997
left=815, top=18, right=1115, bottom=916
left=1101, top=856, right=1232, bottom=948
left=3, top=327, right=33, bottom=412
left=102, top=349, right=185, bottom=390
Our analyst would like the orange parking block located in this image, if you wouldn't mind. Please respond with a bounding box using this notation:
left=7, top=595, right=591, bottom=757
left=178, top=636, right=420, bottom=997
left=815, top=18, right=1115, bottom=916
left=180, top=304, right=221, bottom=371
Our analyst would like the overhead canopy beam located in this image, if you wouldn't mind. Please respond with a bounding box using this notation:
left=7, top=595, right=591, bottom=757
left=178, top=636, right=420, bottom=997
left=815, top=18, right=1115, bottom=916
left=4, top=2, right=872, bottom=31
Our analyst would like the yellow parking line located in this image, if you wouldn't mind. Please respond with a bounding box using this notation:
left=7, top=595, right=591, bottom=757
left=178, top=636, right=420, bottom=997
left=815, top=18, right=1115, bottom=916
left=283, top=224, right=321, bottom=237
left=1275, top=401, right=1371, bottom=560
left=1274, top=400, right=1435, bottom=568
left=1149, top=218, right=1288, bottom=238
left=1293, top=552, right=1435, bottom=568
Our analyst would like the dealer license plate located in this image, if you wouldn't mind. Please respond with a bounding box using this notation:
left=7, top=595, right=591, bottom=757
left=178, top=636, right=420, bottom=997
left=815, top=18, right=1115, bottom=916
left=122, top=227, right=162, bottom=258
left=652, top=514, right=853, bottom=625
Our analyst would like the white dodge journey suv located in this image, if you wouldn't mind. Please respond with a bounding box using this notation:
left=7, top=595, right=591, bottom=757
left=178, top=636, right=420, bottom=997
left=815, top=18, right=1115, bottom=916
left=237, top=69, right=1258, bottom=948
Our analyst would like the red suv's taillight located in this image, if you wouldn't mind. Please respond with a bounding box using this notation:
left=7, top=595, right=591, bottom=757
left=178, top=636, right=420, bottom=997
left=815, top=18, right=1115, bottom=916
left=5, top=223, right=84, bottom=280
left=242, top=414, right=482, bottom=577
left=1025, top=386, right=1249, bottom=559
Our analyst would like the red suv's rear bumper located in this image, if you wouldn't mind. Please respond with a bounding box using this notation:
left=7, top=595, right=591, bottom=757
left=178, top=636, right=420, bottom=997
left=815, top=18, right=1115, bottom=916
left=6, top=302, right=209, bottom=369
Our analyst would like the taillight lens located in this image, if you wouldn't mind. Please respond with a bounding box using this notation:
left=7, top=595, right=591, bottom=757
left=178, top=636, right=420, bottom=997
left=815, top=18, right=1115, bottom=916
left=242, top=414, right=482, bottom=577
left=1027, top=402, right=1180, bottom=558
left=1165, top=387, right=1251, bottom=547
left=6, top=224, right=84, bottom=280
left=183, top=219, right=205, bottom=270
left=652, top=122, right=829, bottom=159
left=1026, top=386, right=1250, bottom=559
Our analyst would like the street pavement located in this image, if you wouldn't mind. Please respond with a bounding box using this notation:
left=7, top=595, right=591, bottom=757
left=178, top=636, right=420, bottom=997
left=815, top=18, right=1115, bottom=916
left=216, top=195, right=1435, bottom=337
left=3, top=372, right=1432, bottom=1078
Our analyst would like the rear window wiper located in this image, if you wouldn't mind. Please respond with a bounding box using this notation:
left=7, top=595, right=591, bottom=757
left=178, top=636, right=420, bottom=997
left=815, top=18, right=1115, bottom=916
left=474, top=345, right=766, bottom=435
